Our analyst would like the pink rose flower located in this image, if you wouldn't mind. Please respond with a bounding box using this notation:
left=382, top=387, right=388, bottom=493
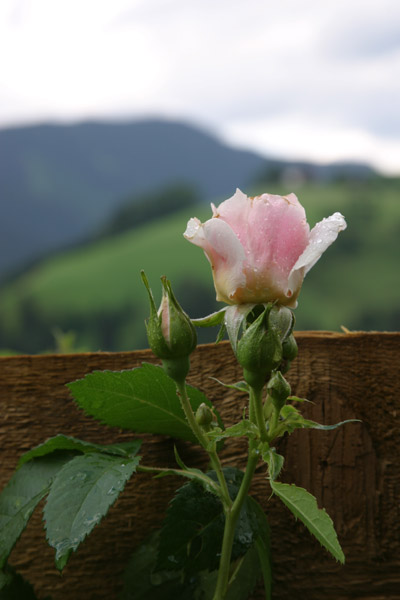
left=184, top=189, right=346, bottom=307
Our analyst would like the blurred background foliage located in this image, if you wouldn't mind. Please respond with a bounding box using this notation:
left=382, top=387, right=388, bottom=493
left=0, top=121, right=399, bottom=355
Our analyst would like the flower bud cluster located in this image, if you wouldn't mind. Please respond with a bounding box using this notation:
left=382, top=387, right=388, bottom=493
left=236, top=305, right=296, bottom=390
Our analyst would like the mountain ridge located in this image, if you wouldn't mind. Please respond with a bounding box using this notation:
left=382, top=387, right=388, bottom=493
left=0, top=118, right=374, bottom=279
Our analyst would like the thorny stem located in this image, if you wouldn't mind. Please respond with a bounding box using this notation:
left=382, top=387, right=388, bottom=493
left=212, top=441, right=259, bottom=600
left=250, top=386, right=269, bottom=442
left=267, top=406, right=280, bottom=443
left=175, top=379, right=271, bottom=599
left=212, top=380, right=274, bottom=599
left=175, top=380, right=232, bottom=508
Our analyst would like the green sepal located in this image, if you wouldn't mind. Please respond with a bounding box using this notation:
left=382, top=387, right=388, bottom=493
left=237, top=305, right=283, bottom=389
left=210, top=377, right=249, bottom=394
left=191, top=308, right=226, bottom=327
left=224, top=304, right=257, bottom=353
left=215, top=322, right=227, bottom=343
left=268, top=306, right=294, bottom=342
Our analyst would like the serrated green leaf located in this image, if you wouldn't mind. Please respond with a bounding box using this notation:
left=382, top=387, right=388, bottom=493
left=18, top=435, right=141, bottom=468
left=44, top=452, right=139, bottom=570
left=262, top=447, right=284, bottom=481
left=207, top=421, right=259, bottom=443
left=156, top=468, right=258, bottom=573
left=270, top=481, right=345, bottom=563
left=0, top=454, right=74, bottom=569
left=299, top=418, right=360, bottom=431
left=287, top=396, right=313, bottom=403
left=67, top=363, right=219, bottom=443
left=278, top=405, right=359, bottom=435
left=0, top=565, right=40, bottom=599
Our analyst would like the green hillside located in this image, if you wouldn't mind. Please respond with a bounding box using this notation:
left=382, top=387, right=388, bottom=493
left=0, top=178, right=399, bottom=354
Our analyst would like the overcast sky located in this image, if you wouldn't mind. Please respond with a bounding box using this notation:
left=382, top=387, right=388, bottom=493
left=1, top=0, right=400, bottom=173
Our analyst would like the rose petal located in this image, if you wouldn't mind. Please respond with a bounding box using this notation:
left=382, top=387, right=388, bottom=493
left=184, top=216, right=246, bottom=303
left=288, top=212, right=347, bottom=292
left=213, top=190, right=310, bottom=304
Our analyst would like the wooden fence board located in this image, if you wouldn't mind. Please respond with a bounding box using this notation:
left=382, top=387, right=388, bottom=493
left=1, top=332, right=399, bottom=599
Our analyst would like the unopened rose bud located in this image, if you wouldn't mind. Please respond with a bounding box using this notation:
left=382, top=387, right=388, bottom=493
left=279, top=333, right=298, bottom=373
left=141, top=271, right=197, bottom=384
left=236, top=305, right=283, bottom=390
left=282, top=334, right=298, bottom=361
left=195, top=403, right=213, bottom=429
left=267, top=371, right=291, bottom=411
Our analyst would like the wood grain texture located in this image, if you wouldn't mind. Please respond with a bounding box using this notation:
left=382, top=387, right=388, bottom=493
left=1, top=332, right=399, bottom=600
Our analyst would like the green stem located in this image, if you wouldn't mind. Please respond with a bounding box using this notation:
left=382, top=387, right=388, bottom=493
left=212, top=444, right=259, bottom=600
left=267, top=407, right=280, bottom=443
left=175, top=380, right=232, bottom=508
left=250, top=386, right=269, bottom=442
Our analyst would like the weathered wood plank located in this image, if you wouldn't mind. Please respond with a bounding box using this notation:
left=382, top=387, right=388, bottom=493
left=1, top=332, right=399, bottom=599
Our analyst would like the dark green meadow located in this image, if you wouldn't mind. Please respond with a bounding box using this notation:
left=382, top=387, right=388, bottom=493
left=0, top=177, right=398, bottom=354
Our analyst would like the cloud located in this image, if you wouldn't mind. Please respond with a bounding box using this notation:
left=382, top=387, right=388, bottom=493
left=319, top=1, right=400, bottom=59
left=222, top=115, right=400, bottom=175
left=0, top=0, right=399, bottom=172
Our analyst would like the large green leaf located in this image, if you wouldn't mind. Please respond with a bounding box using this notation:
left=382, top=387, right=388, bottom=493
left=191, top=544, right=262, bottom=600
left=0, top=565, right=47, bottom=600
left=0, top=455, right=73, bottom=569
left=156, top=468, right=259, bottom=573
left=270, top=481, right=345, bottom=563
left=18, top=435, right=141, bottom=468
left=121, top=531, right=195, bottom=600
left=121, top=529, right=263, bottom=600
left=67, top=363, right=216, bottom=443
left=246, top=497, right=272, bottom=600
left=0, top=565, right=44, bottom=599
left=44, top=452, right=140, bottom=570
